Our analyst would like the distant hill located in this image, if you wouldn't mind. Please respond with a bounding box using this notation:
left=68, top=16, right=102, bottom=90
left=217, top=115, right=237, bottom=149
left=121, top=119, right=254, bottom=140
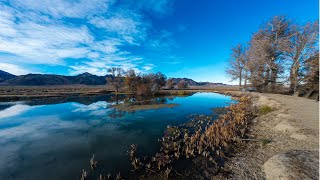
left=170, top=78, right=199, bottom=86
left=170, top=78, right=227, bottom=86
left=67, top=72, right=109, bottom=85
left=0, top=70, right=227, bottom=86
left=2, top=74, right=72, bottom=85
left=0, top=70, right=112, bottom=86
left=0, top=70, right=16, bottom=83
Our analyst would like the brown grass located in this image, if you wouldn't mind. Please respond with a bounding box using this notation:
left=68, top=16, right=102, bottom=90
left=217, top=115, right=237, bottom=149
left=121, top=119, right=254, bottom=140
left=111, top=103, right=179, bottom=112
left=81, top=95, right=256, bottom=179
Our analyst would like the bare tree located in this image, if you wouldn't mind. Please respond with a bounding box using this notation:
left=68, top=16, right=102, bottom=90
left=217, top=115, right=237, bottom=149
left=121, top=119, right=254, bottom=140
left=243, top=50, right=250, bottom=88
left=256, top=16, right=293, bottom=92
left=228, top=16, right=318, bottom=95
left=245, top=16, right=292, bottom=92
left=177, top=80, right=188, bottom=89
left=226, top=44, right=247, bottom=89
left=287, top=21, right=319, bottom=93
left=247, top=31, right=271, bottom=91
left=136, top=72, right=166, bottom=95
left=125, top=69, right=139, bottom=92
left=166, top=78, right=175, bottom=89
left=150, top=72, right=166, bottom=93
left=106, top=67, right=124, bottom=93
left=302, top=53, right=319, bottom=92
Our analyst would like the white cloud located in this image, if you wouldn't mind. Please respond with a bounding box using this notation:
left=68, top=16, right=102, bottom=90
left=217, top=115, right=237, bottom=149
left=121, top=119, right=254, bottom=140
left=0, top=104, right=35, bottom=119
left=143, top=64, right=154, bottom=71
left=0, top=62, right=32, bottom=75
left=0, top=0, right=174, bottom=75
left=10, top=0, right=112, bottom=18
left=72, top=101, right=112, bottom=116
left=69, top=53, right=147, bottom=76
left=89, top=12, right=147, bottom=45
left=0, top=4, right=94, bottom=64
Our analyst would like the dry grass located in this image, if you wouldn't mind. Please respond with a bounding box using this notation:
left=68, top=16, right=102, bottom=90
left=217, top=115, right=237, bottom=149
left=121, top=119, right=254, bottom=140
left=81, top=95, right=256, bottom=179
left=111, top=103, right=179, bottom=112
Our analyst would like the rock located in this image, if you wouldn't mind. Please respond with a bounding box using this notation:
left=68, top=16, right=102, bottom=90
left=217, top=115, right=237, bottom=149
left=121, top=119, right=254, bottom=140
left=263, top=150, right=319, bottom=180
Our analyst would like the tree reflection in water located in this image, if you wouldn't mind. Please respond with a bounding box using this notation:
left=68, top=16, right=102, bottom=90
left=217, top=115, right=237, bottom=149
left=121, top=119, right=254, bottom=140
left=105, top=94, right=189, bottom=119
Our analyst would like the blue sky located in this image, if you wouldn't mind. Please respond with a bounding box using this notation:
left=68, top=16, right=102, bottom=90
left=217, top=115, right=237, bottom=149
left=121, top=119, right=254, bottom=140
left=0, top=0, right=318, bottom=83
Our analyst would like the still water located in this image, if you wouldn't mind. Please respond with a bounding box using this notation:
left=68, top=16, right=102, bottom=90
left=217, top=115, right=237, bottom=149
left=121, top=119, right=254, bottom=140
left=0, top=92, right=233, bottom=179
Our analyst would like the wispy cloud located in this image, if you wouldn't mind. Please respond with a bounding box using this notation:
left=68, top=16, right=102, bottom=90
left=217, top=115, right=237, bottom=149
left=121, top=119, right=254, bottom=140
left=0, top=62, right=32, bottom=75
left=10, top=0, right=111, bottom=18
left=0, top=104, right=35, bottom=119
left=0, top=0, right=176, bottom=75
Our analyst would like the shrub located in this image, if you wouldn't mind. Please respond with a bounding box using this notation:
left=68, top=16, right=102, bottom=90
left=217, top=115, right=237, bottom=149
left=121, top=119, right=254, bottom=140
left=177, top=80, right=188, bottom=89
left=259, top=105, right=273, bottom=115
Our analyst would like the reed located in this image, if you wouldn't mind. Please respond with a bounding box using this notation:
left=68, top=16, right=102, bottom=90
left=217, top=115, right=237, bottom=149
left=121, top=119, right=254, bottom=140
left=79, top=95, right=255, bottom=179
left=124, top=95, right=255, bottom=179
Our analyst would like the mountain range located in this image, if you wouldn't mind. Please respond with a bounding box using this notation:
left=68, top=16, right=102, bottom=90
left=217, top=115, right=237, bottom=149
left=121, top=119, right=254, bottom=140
left=0, top=70, right=227, bottom=86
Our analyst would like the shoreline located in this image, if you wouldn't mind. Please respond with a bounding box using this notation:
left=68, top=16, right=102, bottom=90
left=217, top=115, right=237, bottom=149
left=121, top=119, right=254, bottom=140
left=0, top=85, right=237, bottom=101
left=220, top=92, right=319, bottom=179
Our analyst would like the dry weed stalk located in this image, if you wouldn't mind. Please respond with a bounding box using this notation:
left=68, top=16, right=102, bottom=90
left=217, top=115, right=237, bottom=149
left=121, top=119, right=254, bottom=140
left=79, top=95, right=254, bottom=179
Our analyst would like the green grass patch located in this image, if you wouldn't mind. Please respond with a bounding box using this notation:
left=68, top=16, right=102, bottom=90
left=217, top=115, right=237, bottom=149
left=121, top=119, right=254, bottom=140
left=259, top=105, right=273, bottom=115
left=177, top=90, right=190, bottom=95
left=261, top=138, right=272, bottom=146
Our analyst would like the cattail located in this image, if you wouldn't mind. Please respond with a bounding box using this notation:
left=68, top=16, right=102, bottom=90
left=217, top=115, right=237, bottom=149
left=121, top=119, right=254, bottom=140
left=165, top=167, right=172, bottom=179
left=90, top=154, right=97, bottom=170
left=116, top=172, right=121, bottom=180
left=107, top=173, right=111, bottom=179
left=80, top=169, right=87, bottom=180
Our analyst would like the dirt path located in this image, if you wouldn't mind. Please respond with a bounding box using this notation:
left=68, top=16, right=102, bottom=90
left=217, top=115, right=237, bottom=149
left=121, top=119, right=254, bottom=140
left=261, top=93, right=319, bottom=131
left=222, top=92, right=319, bottom=180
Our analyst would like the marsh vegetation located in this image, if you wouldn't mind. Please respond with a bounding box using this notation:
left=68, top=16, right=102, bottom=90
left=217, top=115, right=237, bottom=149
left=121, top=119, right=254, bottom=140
left=79, top=95, right=256, bottom=179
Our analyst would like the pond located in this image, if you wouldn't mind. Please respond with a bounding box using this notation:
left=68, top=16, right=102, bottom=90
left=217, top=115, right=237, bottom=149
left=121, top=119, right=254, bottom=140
left=0, top=92, right=233, bottom=179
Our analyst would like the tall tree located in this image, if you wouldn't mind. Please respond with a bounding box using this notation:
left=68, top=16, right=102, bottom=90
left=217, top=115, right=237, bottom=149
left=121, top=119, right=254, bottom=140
left=106, top=67, right=124, bottom=93
left=302, top=53, right=319, bottom=92
left=257, top=16, right=292, bottom=92
left=166, top=78, right=175, bottom=89
left=287, top=21, right=319, bottom=93
left=226, top=44, right=246, bottom=89
left=177, top=80, right=188, bottom=89
left=124, top=69, right=139, bottom=92
left=247, top=30, right=272, bottom=91
left=136, top=72, right=166, bottom=95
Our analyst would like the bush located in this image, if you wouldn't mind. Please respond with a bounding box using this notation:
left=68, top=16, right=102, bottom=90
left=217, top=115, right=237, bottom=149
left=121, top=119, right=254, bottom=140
left=259, top=105, right=273, bottom=115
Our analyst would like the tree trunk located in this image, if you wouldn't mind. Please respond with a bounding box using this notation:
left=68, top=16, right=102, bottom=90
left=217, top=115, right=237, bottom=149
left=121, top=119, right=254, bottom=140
left=263, top=67, right=270, bottom=92
left=289, top=56, right=300, bottom=94
left=244, top=70, right=248, bottom=88
left=289, top=68, right=295, bottom=94
left=239, top=69, right=242, bottom=90
left=270, top=67, right=277, bottom=93
left=293, top=63, right=300, bottom=94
